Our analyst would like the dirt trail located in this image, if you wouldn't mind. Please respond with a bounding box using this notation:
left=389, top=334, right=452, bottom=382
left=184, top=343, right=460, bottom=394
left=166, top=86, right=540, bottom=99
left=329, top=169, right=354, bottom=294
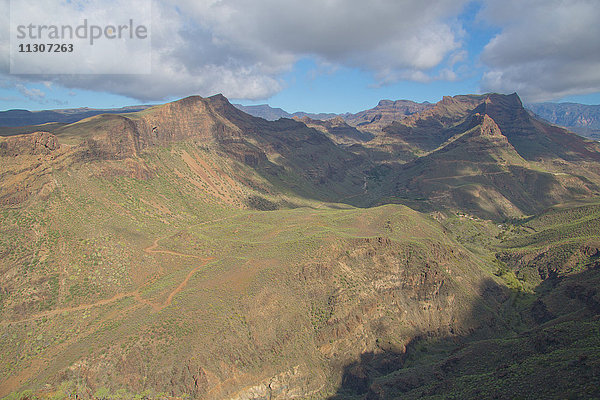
left=164, top=263, right=207, bottom=308
left=1, top=291, right=137, bottom=325
left=144, top=238, right=205, bottom=259
left=421, top=171, right=507, bottom=182
left=3, top=234, right=218, bottom=326
left=0, top=217, right=232, bottom=395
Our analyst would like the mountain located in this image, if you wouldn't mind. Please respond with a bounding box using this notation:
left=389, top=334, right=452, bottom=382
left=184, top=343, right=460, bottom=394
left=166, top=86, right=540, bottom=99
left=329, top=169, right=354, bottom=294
left=344, top=99, right=434, bottom=131
left=331, top=200, right=600, bottom=399
left=358, top=93, right=600, bottom=218
left=527, top=102, right=600, bottom=131
left=295, top=116, right=375, bottom=145
left=0, top=94, right=368, bottom=208
left=233, top=103, right=338, bottom=121
left=0, top=94, right=494, bottom=398
left=232, top=104, right=292, bottom=120
left=0, top=106, right=152, bottom=128
left=2, top=93, right=600, bottom=399
left=233, top=100, right=432, bottom=130
left=378, top=93, right=600, bottom=161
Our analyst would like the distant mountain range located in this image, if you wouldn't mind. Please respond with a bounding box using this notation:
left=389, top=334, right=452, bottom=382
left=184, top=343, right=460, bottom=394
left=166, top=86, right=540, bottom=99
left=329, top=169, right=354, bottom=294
left=3, top=99, right=599, bottom=143
left=343, top=99, right=433, bottom=130
left=235, top=100, right=600, bottom=141
left=232, top=103, right=339, bottom=121
left=232, top=100, right=433, bottom=130
left=527, top=102, right=600, bottom=140
left=0, top=105, right=152, bottom=128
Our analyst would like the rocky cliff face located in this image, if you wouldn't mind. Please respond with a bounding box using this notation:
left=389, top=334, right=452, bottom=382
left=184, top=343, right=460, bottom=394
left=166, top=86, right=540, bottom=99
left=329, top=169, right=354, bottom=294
left=383, top=96, right=600, bottom=218
left=469, top=113, right=502, bottom=137
left=474, top=94, right=600, bottom=161
left=65, top=95, right=249, bottom=160
left=296, top=116, right=375, bottom=145
left=0, top=131, right=60, bottom=156
left=0, top=132, right=63, bottom=205
left=344, top=99, right=433, bottom=131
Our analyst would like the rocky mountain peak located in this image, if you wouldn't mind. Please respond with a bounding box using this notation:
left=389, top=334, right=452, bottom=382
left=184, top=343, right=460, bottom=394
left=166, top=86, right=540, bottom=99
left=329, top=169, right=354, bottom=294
left=470, top=113, right=503, bottom=136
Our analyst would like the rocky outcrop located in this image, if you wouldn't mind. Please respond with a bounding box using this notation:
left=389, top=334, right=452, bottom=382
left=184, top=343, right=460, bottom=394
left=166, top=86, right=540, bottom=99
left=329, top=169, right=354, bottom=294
left=344, top=100, right=434, bottom=131
left=297, top=116, right=375, bottom=145
left=78, top=116, right=141, bottom=160
left=0, top=132, right=63, bottom=206
left=0, top=131, right=59, bottom=156
left=469, top=113, right=502, bottom=136
left=229, top=365, right=321, bottom=400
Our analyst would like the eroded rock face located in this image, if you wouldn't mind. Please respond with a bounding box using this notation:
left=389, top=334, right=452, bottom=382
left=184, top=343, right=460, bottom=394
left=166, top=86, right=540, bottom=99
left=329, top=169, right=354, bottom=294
left=0, top=132, right=63, bottom=205
left=345, top=100, right=434, bottom=131
left=469, top=113, right=502, bottom=137
left=69, top=96, right=270, bottom=169
left=79, top=116, right=141, bottom=160
left=229, top=365, right=321, bottom=400
left=0, top=131, right=59, bottom=156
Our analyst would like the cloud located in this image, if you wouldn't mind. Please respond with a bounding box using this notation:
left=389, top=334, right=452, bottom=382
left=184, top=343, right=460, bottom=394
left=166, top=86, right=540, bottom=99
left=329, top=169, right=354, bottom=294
left=0, top=0, right=469, bottom=101
left=16, top=83, right=46, bottom=102
left=479, top=0, right=600, bottom=102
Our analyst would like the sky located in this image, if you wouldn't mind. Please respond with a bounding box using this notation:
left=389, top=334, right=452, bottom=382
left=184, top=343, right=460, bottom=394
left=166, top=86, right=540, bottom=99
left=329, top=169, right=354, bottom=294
left=1, top=0, right=600, bottom=113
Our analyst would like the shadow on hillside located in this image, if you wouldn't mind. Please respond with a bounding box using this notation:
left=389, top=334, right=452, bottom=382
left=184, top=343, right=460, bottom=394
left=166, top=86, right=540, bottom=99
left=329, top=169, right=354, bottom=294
left=327, top=267, right=600, bottom=399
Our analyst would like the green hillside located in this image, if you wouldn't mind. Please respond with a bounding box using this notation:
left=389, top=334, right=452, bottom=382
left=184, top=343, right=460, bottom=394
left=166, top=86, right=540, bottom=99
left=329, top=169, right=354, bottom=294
left=329, top=202, right=600, bottom=399
left=2, top=93, right=600, bottom=399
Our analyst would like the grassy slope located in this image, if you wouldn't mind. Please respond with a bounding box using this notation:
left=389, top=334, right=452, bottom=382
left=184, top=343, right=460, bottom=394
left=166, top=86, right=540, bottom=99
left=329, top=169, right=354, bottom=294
left=327, top=203, right=600, bottom=399
left=0, top=132, right=501, bottom=399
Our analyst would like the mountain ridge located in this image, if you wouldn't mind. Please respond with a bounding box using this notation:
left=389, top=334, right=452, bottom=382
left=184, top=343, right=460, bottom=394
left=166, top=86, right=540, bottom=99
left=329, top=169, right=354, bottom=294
left=233, top=103, right=339, bottom=121
left=2, top=91, right=600, bottom=399
left=0, top=105, right=152, bottom=128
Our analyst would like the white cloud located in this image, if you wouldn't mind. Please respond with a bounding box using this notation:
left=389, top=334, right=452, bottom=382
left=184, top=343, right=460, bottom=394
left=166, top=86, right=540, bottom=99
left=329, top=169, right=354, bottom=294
left=0, top=0, right=469, bottom=101
left=479, top=0, right=600, bottom=102
left=16, top=83, right=46, bottom=102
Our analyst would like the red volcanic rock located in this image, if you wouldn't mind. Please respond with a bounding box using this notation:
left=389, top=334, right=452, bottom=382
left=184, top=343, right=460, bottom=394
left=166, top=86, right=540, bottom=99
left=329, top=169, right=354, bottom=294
left=0, top=131, right=60, bottom=156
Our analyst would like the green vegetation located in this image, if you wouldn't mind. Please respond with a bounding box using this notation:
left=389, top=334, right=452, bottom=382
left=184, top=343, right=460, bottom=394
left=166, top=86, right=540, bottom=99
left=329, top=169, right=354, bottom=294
left=2, top=93, right=600, bottom=399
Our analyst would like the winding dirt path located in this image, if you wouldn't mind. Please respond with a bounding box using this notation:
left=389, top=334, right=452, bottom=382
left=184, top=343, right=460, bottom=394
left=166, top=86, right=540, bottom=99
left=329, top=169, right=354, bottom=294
left=1, top=292, right=137, bottom=326
left=164, top=263, right=207, bottom=308
left=3, top=233, right=217, bottom=326
left=0, top=216, right=240, bottom=395
left=144, top=238, right=206, bottom=259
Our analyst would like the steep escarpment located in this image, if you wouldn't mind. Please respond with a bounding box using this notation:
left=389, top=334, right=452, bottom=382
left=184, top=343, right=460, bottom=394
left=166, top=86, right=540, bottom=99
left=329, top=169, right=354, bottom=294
left=1, top=94, right=369, bottom=209
left=362, top=94, right=600, bottom=218
left=344, top=99, right=434, bottom=132
left=475, top=94, right=600, bottom=162
left=329, top=201, right=600, bottom=400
